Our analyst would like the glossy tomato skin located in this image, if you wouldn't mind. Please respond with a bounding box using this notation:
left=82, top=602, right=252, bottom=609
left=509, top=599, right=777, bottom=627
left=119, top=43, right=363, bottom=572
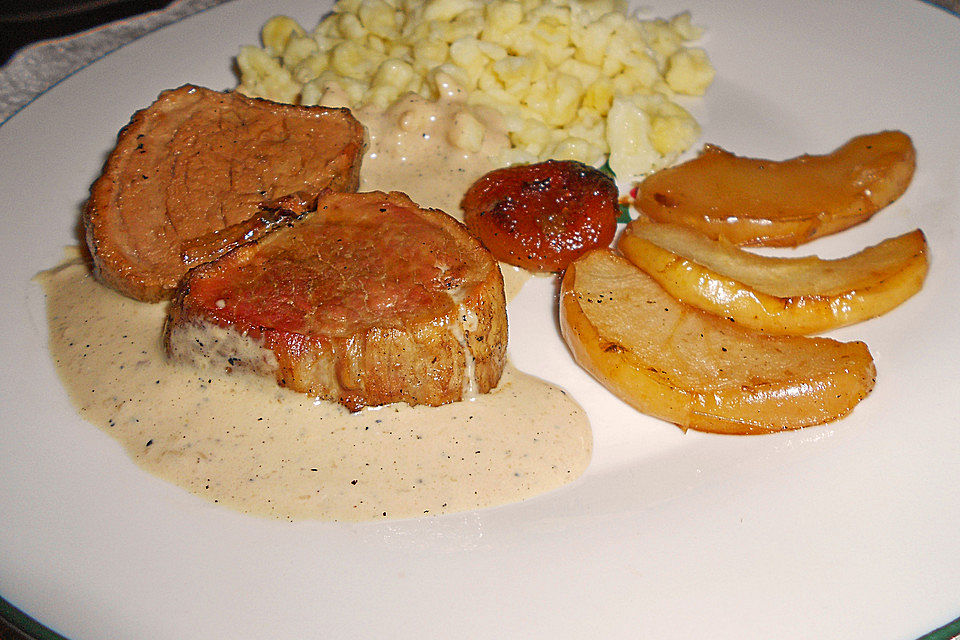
left=461, top=160, right=619, bottom=272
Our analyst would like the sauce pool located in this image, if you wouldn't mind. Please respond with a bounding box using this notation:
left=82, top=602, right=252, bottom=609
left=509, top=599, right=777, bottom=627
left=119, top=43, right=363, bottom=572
left=40, top=92, right=593, bottom=521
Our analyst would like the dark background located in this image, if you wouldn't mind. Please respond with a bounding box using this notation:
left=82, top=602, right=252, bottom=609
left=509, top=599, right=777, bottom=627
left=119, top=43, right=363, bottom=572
left=0, top=0, right=174, bottom=64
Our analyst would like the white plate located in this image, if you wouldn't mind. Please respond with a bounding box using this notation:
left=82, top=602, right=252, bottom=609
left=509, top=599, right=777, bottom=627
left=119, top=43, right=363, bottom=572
left=1, top=1, right=958, bottom=638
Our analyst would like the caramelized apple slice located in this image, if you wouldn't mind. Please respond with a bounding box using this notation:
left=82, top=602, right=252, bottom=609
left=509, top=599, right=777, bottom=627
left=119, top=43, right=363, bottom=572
left=619, top=222, right=928, bottom=335
left=559, top=249, right=876, bottom=434
left=634, top=131, right=916, bottom=247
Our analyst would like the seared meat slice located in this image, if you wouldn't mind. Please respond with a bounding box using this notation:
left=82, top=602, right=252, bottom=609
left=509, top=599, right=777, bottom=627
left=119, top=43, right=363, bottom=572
left=164, top=190, right=508, bottom=411
left=83, top=85, right=366, bottom=302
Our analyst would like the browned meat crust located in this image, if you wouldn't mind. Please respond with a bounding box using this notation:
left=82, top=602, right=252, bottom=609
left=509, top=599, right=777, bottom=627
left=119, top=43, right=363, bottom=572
left=164, top=190, right=508, bottom=411
left=83, top=85, right=367, bottom=302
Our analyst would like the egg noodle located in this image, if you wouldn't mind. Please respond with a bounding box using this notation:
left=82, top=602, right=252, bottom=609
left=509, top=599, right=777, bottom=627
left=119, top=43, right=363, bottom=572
left=237, top=0, right=714, bottom=183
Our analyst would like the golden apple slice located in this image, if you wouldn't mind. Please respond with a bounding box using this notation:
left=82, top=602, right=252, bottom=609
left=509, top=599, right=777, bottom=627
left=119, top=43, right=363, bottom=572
left=634, top=130, right=916, bottom=247
left=559, top=249, right=876, bottom=434
left=618, top=222, right=928, bottom=335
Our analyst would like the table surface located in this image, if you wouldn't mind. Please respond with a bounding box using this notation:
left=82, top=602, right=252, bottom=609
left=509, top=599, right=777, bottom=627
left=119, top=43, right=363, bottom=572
left=0, top=0, right=175, bottom=65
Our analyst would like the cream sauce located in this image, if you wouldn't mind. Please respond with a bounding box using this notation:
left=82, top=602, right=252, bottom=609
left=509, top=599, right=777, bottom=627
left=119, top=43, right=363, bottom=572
left=42, top=260, right=590, bottom=521
left=41, top=93, right=592, bottom=522
left=356, top=90, right=531, bottom=300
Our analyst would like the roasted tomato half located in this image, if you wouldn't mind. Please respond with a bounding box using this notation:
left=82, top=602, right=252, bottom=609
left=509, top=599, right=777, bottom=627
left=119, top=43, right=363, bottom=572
left=461, top=160, right=619, bottom=272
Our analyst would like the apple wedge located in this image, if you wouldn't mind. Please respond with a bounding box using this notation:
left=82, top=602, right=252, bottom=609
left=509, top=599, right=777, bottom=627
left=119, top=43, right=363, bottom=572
left=618, top=222, right=928, bottom=335
left=634, top=130, right=916, bottom=247
left=559, top=249, right=876, bottom=434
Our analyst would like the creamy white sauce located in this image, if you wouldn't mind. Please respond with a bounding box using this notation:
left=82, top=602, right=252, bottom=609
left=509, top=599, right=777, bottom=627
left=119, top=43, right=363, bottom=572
left=42, top=261, right=590, bottom=521
left=357, top=92, right=502, bottom=216
left=40, top=96, right=592, bottom=522
left=357, top=91, right=531, bottom=300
